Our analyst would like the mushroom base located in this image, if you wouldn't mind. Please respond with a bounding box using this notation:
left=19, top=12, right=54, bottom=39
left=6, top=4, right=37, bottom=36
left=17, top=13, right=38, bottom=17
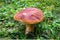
left=25, top=24, right=34, bottom=35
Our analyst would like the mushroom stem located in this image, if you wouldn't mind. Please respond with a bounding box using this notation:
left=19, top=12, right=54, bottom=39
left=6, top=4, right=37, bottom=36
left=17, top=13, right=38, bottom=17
left=25, top=24, right=34, bottom=35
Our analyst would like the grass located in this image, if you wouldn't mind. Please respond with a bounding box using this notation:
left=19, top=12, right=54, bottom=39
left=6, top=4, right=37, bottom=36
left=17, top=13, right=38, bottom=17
left=0, top=0, right=60, bottom=39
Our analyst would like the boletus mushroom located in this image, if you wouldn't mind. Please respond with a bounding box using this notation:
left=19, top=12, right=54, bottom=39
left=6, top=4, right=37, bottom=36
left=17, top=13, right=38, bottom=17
left=14, top=8, right=44, bottom=35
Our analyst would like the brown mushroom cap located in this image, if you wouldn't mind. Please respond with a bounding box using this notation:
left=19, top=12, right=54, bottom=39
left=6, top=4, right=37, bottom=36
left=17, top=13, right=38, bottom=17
left=14, top=8, right=44, bottom=24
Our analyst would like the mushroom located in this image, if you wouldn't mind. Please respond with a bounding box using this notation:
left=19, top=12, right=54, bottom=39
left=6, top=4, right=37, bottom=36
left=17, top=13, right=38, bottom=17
left=14, top=8, right=44, bottom=35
